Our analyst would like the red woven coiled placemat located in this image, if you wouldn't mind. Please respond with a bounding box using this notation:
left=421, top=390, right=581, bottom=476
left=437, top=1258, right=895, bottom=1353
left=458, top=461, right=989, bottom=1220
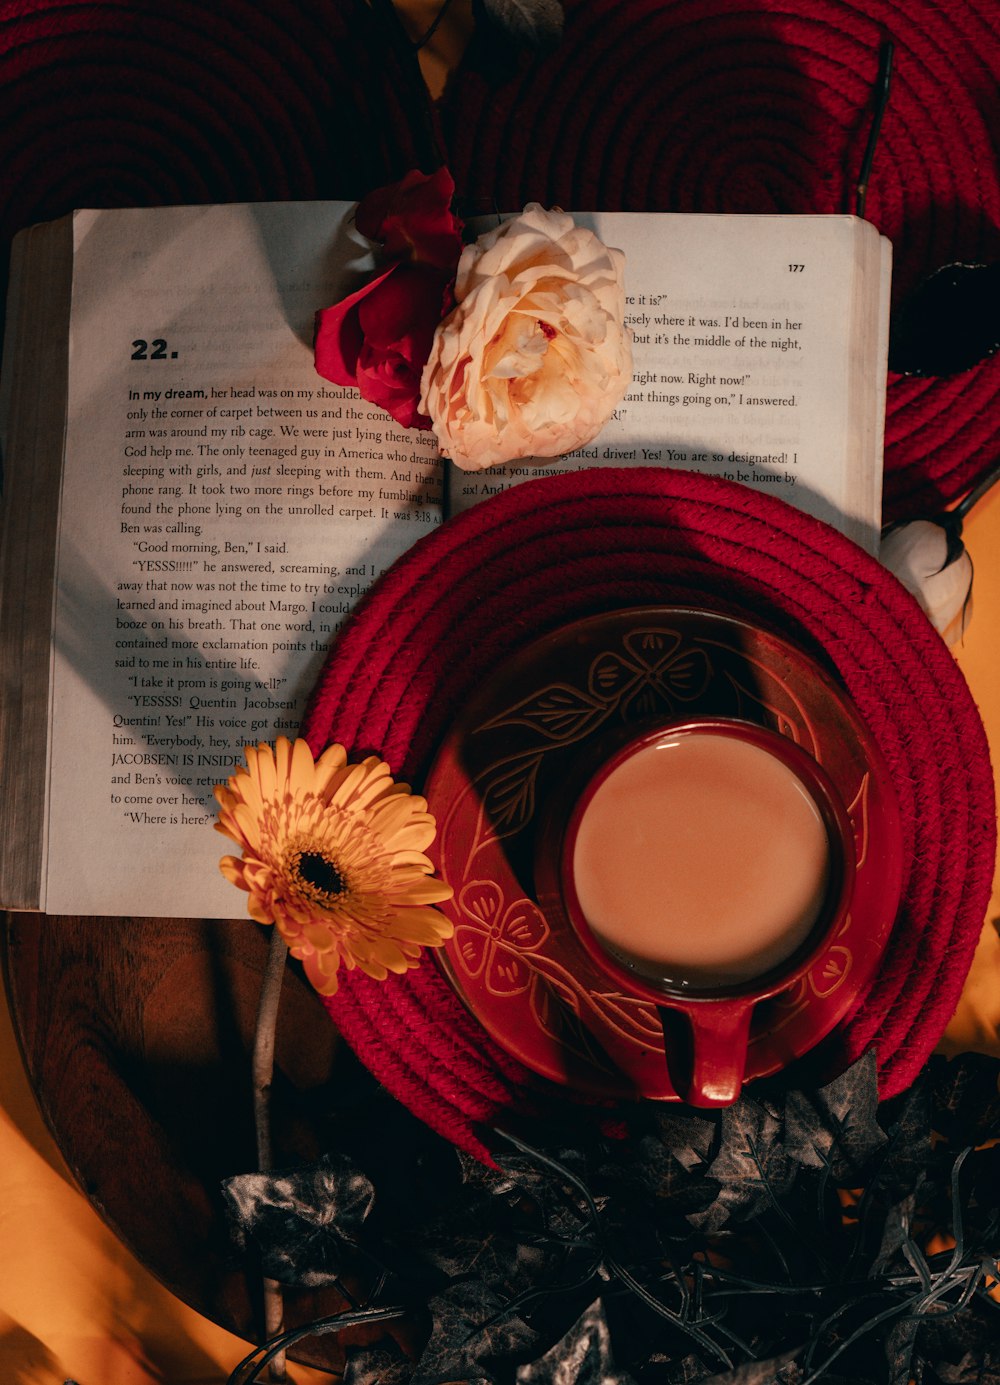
left=300, top=468, right=996, bottom=1161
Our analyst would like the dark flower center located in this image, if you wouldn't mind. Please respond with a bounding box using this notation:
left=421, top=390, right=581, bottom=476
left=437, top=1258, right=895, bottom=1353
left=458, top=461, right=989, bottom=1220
left=298, top=851, right=345, bottom=896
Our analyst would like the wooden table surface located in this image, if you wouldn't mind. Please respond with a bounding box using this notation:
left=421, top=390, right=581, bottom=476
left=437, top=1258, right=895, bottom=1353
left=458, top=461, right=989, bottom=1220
left=0, top=919, right=345, bottom=1384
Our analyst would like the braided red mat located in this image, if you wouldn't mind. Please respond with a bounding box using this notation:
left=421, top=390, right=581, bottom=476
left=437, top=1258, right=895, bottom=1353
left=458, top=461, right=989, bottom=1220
left=2, top=0, right=998, bottom=517
left=301, top=468, right=996, bottom=1161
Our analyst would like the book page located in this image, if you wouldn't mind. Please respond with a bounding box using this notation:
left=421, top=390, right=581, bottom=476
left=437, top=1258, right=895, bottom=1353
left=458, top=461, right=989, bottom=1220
left=45, top=204, right=442, bottom=917
left=448, top=214, right=890, bottom=553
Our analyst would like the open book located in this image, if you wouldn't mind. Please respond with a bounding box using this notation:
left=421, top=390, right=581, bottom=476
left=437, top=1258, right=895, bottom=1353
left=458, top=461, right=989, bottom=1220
left=0, top=202, right=890, bottom=917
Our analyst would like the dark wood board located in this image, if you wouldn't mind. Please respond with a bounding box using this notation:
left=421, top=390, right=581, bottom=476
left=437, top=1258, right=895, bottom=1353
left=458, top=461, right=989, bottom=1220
left=2, top=912, right=383, bottom=1373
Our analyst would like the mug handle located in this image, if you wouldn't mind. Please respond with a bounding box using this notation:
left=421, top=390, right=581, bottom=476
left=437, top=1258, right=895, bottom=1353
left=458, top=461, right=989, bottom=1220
left=658, top=997, right=755, bottom=1107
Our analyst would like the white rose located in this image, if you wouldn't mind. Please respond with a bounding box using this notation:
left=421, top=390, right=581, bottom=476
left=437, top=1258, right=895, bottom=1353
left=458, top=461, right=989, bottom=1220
left=419, top=204, right=633, bottom=471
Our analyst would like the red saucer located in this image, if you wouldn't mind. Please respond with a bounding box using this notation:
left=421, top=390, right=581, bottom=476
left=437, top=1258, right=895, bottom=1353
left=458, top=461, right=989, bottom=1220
left=425, top=607, right=904, bottom=1099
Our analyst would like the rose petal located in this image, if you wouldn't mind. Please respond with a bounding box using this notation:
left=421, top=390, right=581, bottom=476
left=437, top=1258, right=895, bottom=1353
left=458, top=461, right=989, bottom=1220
left=314, top=261, right=403, bottom=387
left=420, top=206, right=632, bottom=470
left=356, top=165, right=463, bottom=270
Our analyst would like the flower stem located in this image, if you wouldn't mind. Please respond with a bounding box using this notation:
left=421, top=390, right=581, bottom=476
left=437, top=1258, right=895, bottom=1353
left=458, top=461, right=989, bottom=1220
left=253, top=926, right=290, bottom=1381
left=855, top=38, right=894, bottom=218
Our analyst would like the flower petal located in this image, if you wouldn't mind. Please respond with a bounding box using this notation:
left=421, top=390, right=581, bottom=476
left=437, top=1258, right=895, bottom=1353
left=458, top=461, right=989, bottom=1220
left=421, top=205, right=632, bottom=470
left=214, top=741, right=452, bottom=997
left=252, top=742, right=279, bottom=804
left=312, top=741, right=350, bottom=795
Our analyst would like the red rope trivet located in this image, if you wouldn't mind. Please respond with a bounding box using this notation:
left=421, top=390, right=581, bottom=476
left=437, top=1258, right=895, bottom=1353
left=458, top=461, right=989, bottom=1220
left=301, top=468, right=996, bottom=1161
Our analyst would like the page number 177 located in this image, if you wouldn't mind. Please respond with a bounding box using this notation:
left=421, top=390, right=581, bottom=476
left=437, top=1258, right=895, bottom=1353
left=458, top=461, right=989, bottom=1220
left=788, top=264, right=805, bottom=272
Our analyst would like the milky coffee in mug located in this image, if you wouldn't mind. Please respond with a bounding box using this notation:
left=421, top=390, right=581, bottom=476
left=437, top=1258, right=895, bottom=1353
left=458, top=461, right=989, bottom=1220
left=543, top=718, right=854, bottom=1105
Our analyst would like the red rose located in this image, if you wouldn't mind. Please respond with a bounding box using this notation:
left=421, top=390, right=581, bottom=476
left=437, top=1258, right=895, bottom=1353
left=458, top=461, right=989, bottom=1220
left=314, top=167, right=463, bottom=429
left=315, top=260, right=450, bottom=430
left=356, top=165, right=463, bottom=270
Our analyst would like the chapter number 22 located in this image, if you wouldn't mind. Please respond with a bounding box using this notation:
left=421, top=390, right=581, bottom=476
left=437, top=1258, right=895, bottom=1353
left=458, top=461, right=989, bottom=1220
left=131, top=338, right=178, bottom=359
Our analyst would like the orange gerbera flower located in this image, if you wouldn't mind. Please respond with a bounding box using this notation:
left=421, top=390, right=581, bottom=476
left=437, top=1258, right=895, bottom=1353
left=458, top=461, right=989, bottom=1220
left=214, top=737, right=453, bottom=996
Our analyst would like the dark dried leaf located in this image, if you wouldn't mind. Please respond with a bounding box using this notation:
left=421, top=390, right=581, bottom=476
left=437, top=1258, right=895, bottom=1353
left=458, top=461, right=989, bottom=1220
left=600, top=1127, right=717, bottom=1221
left=342, top=1339, right=413, bottom=1385
left=930, top=1053, right=1000, bottom=1148
left=222, top=1152, right=374, bottom=1287
left=649, top=1107, right=719, bottom=1173
left=411, top=1279, right=540, bottom=1385
left=934, top=1349, right=1000, bottom=1384
left=699, top=1352, right=802, bottom=1384
left=870, top=1192, right=920, bottom=1277
left=783, top=1050, right=886, bottom=1182
left=493, top=1145, right=602, bottom=1243
left=884, top=1316, right=920, bottom=1385
left=476, top=0, right=564, bottom=48
left=516, top=1299, right=635, bottom=1385
left=650, top=1354, right=714, bottom=1385
left=416, top=1218, right=556, bottom=1296
left=874, top=1076, right=934, bottom=1202
left=377, top=1146, right=573, bottom=1298
left=688, top=1094, right=795, bottom=1233
left=218, top=1050, right=1000, bottom=1385
left=915, top=1301, right=1000, bottom=1378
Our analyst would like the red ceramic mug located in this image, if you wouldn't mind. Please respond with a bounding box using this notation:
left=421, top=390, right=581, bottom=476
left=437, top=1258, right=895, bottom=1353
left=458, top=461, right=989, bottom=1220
left=534, top=718, right=856, bottom=1107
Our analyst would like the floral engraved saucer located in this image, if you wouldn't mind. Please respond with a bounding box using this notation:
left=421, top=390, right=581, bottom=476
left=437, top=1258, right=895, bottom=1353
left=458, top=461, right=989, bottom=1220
left=424, top=607, right=904, bottom=1100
